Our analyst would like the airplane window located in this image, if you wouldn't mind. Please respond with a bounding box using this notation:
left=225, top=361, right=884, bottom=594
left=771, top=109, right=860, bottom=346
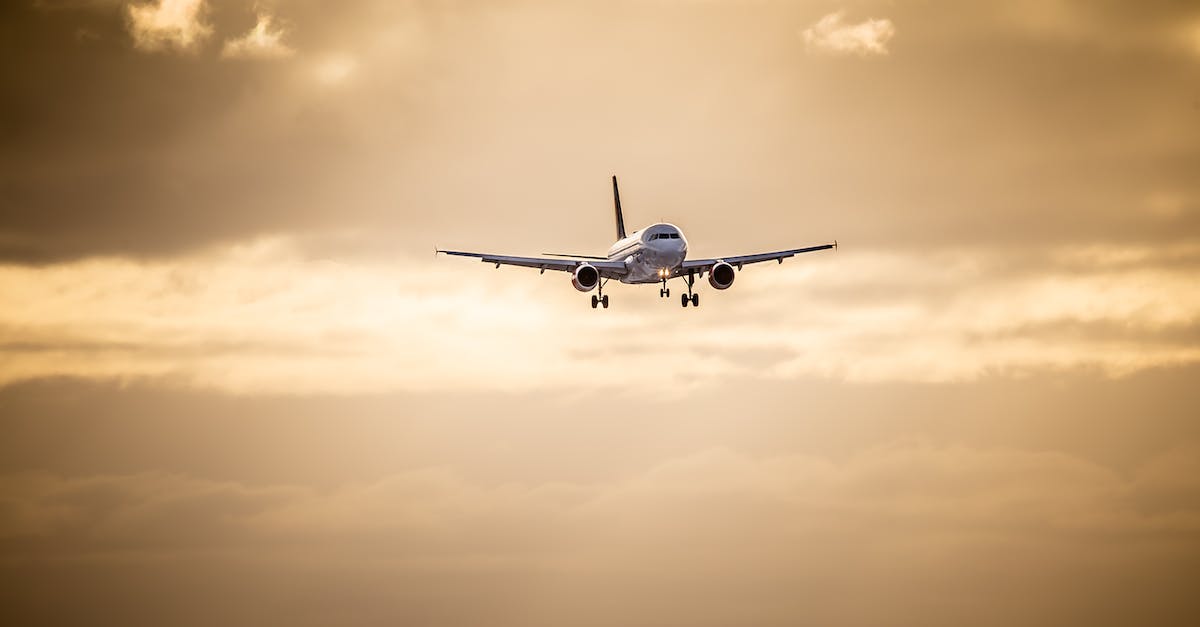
left=670, top=233, right=679, bottom=238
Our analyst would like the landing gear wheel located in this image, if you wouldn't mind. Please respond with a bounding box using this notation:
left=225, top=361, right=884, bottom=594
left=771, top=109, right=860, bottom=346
left=681, top=293, right=689, bottom=308
left=591, top=295, right=598, bottom=309
left=665, top=288, right=670, bottom=298
left=601, top=295, right=609, bottom=308
left=691, top=293, right=699, bottom=307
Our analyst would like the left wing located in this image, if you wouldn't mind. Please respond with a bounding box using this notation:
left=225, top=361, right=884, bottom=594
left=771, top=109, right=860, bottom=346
left=437, top=249, right=629, bottom=279
left=680, top=242, right=836, bottom=275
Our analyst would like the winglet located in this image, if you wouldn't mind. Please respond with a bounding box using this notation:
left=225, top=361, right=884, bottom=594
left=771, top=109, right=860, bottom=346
left=833, top=239, right=838, bottom=250
left=612, top=175, right=627, bottom=240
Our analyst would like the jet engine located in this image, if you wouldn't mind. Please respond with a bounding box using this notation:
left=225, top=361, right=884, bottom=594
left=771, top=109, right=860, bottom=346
left=708, top=261, right=736, bottom=290
left=571, top=264, right=600, bottom=292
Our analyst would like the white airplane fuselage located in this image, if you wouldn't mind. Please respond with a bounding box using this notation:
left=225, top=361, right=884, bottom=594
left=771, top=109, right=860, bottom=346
left=605, top=223, right=688, bottom=284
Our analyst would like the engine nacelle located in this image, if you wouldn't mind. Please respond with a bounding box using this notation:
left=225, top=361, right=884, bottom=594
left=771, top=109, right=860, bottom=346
left=708, top=261, right=736, bottom=290
left=571, top=264, right=600, bottom=292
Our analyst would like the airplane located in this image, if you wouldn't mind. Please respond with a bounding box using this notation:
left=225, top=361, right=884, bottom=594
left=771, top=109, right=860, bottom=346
left=437, top=176, right=836, bottom=309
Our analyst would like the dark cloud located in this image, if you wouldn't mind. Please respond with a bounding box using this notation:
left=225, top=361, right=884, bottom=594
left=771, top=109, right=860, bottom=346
left=1, top=0, right=1197, bottom=262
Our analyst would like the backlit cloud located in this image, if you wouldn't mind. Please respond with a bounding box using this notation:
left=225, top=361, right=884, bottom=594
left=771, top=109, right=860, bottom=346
left=802, top=10, right=895, bottom=56
left=126, top=0, right=211, bottom=52
left=1, top=237, right=1196, bottom=394
left=221, top=13, right=295, bottom=60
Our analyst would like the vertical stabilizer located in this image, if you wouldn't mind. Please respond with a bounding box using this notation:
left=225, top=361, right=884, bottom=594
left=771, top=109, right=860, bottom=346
left=612, top=175, right=627, bottom=240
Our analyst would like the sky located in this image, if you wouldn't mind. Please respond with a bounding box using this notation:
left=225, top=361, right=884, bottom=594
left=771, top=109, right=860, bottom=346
left=2, top=0, right=1199, bottom=625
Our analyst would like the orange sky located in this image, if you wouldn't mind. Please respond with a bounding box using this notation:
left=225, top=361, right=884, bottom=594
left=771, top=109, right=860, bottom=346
left=2, top=1, right=1199, bottom=625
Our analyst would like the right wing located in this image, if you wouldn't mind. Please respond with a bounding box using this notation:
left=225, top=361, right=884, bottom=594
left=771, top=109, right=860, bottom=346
left=681, top=242, right=836, bottom=274
left=436, top=249, right=629, bottom=279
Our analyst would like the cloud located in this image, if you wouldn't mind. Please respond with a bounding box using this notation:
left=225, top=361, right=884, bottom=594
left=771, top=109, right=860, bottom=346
left=2, top=443, right=1198, bottom=627
left=6, top=443, right=1198, bottom=553
left=0, top=237, right=1198, bottom=394
left=221, top=13, right=295, bottom=60
left=802, top=10, right=895, bottom=56
left=126, top=0, right=212, bottom=52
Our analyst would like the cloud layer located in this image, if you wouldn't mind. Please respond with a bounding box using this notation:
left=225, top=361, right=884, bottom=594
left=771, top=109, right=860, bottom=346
left=6, top=0, right=1196, bottom=261
left=1, top=238, right=1196, bottom=394
left=3, top=442, right=1198, bottom=625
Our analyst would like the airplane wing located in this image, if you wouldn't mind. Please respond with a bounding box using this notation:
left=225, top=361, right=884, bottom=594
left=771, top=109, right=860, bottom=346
left=437, top=249, right=629, bottom=279
left=680, top=242, right=836, bottom=275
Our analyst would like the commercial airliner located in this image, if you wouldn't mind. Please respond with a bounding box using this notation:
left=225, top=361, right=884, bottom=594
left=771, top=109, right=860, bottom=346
left=437, top=176, right=836, bottom=308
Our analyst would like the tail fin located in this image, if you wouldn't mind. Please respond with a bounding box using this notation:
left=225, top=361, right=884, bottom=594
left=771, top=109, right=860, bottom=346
left=612, top=175, right=627, bottom=240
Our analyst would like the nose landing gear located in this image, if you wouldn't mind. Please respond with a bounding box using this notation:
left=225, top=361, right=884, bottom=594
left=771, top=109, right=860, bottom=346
left=659, top=277, right=670, bottom=298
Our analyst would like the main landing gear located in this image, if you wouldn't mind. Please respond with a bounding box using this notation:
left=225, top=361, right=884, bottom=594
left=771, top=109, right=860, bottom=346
left=680, top=270, right=700, bottom=307
left=591, top=280, right=609, bottom=309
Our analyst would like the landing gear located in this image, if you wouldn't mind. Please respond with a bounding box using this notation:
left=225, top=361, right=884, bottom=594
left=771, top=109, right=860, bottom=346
left=591, top=281, right=610, bottom=309
left=660, top=278, right=670, bottom=298
left=680, top=269, right=700, bottom=308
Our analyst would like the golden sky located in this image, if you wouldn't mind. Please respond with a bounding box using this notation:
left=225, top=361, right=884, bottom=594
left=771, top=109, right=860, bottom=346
left=2, top=1, right=1199, bottom=625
